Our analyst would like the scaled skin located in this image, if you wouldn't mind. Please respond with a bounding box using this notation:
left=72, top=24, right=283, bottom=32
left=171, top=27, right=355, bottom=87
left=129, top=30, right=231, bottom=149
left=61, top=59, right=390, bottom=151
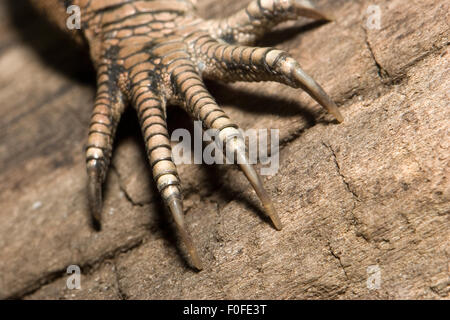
left=30, top=0, right=343, bottom=270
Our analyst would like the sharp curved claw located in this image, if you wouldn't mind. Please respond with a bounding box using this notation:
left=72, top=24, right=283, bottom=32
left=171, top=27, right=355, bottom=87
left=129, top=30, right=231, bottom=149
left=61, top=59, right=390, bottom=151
left=167, top=196, right=203, bottom=270
left=238, top=162, right=283, bottom=231
left=87, top=161, right=103, bottom=229
left=294, top=0, right=333, bottom=21
left=293, top=67, right=344, bottom=123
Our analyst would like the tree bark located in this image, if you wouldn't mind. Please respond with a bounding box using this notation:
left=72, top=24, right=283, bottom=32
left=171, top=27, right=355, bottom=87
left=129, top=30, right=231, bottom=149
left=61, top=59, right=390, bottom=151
left=0, top=0, right=448, bottom=299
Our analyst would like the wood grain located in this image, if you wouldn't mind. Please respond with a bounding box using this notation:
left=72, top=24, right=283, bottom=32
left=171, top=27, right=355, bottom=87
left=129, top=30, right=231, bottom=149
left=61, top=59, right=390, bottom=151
left=0, top=0, right=448, bottom=299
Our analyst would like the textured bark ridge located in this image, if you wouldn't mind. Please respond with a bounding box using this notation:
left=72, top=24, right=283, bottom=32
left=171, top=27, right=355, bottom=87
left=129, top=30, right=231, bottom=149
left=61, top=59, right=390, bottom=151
left=0, top=0, right=448, bottom=299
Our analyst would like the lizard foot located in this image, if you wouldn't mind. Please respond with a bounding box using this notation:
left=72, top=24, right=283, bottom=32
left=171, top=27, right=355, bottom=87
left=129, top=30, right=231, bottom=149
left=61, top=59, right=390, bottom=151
left=81, top=0, right=342, bottom=269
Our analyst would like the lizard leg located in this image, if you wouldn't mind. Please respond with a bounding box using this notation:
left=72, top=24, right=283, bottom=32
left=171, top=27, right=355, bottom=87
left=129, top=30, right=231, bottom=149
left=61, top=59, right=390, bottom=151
left=201, top=44, right=344, bottom=123
left=86, top=67, right=126, bottom=226
left=172, top=61, right=282, bottom=230
left=132, top=84, right=203, bottom=270
left=209, top=0, right=330, bottom=45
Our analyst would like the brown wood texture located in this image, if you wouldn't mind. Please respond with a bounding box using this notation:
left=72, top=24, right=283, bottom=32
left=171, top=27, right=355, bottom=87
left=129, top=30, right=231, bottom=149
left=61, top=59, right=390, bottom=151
left=0, top=0, right=448, bottom=299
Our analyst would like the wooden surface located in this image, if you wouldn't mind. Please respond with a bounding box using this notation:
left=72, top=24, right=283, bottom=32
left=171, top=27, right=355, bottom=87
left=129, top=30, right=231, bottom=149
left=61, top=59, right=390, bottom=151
left=0, top=0, right=448, bottom=299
